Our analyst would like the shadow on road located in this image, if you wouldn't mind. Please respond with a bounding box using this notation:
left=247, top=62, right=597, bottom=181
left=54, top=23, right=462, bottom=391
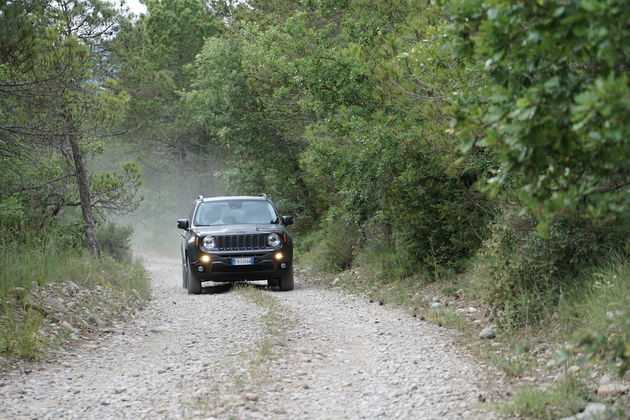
left=201, top=281, right=270, bottom=294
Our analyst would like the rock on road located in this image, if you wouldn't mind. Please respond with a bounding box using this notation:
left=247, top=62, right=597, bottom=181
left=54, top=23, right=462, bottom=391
left=0, top=256, right=498, bottom=419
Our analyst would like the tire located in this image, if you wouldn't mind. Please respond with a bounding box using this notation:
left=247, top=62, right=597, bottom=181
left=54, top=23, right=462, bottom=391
left=182, top=261, right=188, bottom=289
left=186, top=260, right=202, bottom=295
left=277, top=266, right=294, bottom=291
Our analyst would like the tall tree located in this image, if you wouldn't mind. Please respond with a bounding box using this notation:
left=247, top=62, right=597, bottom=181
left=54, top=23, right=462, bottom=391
left=110, top=0, right=224, bottom=216
left=0, top=0, right=139, bottom=255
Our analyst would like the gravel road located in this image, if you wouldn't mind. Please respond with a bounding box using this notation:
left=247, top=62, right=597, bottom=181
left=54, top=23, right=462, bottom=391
left=0, top=256, right=499, bottom=419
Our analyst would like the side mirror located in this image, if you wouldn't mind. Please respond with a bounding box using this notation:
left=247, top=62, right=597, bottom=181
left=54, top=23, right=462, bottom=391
left=282, top=215, right=294, bottom=226
left=177, top=219, right=190, bottom=230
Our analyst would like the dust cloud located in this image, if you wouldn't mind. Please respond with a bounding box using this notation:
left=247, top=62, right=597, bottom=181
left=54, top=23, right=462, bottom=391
left=92, top=142, right=225, bottom=259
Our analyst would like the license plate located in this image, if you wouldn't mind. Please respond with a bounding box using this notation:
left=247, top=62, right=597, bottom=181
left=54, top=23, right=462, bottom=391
left=231, top=257, right=254, bottom=265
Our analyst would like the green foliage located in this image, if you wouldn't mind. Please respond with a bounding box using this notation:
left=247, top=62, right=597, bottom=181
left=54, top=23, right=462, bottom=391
left=96, top=222, right=134, bottom=264
left=354, top=245, right=417, bottom=282
left=0, top=306, right=44, bottom=361
left=0, top=245, right=149, bottom=359
left=1, top=0, right=142, bottom=255
left=580, top=314, right=630, bottom=378
left=299, top=217, right=360, bottom=273
left=184, top=37, right=255, bottom=148
left=573, top=252, right=630, bottom=377
left=500, top=379, right=588, bottom=420
left=144, top=0, right=222, bottom=84
left=184, top=0, right=492, bottom=272
left=91, top=162, right=143, bottom=216
left=0, top=219, right=149, bottom=360
left=472, top=208, right=625, bottom=328
left=184, top=29, right=317, bottom=223
left=449, top=0, right=630, bottom=226
left=109, top=0, right=226, bottom=230
left=0, top=197, right=27, bottom=230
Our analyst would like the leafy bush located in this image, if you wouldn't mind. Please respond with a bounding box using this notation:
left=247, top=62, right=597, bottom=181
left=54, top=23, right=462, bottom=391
left=45, top=220, right=85, bottom=251
left=299, top=218, right=359, bottom=273
left=472, top=208, right=626, bottom=328
left=450, top=0, right=630, bottom=227
left=96, top=222, right=134, bottom=264
left=354, top=234, right=419, bottom=282
left=0, top=197, right=27, bottom=231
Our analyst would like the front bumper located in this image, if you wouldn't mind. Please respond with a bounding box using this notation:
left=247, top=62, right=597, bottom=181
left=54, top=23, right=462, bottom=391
left=189, top=250, right=292, bottom=282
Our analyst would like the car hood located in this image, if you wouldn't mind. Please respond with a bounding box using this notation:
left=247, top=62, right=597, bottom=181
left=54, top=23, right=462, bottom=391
left=191, top=224, right=282, bottom=236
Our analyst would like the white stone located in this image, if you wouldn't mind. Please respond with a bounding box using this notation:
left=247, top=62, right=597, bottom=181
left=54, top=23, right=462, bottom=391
left=45, top=297, right=65, bottom=313
left=559, top=402, right=611, bottom=420
left=479, top=326, right=496, bottom=339
left=597, top=383, right=629, bottom=396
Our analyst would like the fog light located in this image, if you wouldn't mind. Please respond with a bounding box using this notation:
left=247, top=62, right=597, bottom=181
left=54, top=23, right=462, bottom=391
left=280, top=262, right=287, bottom=269
left=197, top=266, right=204, bottom=272
left=274, top=252, right=284, bottom=261
left=199, top=255, right=211, bottom=263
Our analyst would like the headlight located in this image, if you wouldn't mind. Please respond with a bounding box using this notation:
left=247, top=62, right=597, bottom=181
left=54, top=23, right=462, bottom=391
left=202, top=236, right=216, bottom=250
left=267, top=233, right=281, bottom=247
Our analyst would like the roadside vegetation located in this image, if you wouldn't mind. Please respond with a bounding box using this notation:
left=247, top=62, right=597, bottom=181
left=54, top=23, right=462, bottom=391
left=0, top=1, right=148, bottom=362
left=1, top=0, right=628, bottom=417
left=0, top=222, right=149, bottom=361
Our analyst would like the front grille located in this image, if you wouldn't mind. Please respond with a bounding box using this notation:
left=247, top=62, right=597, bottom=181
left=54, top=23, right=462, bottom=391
left=216, top=234, right=269, bottom=251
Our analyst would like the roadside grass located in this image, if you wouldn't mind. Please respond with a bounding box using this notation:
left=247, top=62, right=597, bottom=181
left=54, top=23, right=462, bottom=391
left=299, top=245, right=630, bottom=418
left=0, top=245, right=149, bottom=361
left=0, top=305, right=43, bottom=360
left=499, top=378, right=589, bottom=420
left=572, top=252, right=630, bottom=341
left=0, top=246, right=149, bottom=299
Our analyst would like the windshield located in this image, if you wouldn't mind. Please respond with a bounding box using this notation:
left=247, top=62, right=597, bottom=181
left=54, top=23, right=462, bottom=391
left=193, top=200, right=279, bottom=226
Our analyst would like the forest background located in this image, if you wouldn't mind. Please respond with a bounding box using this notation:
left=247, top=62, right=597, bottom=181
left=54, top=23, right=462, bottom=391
left=1, top=0, right=629, bottom=417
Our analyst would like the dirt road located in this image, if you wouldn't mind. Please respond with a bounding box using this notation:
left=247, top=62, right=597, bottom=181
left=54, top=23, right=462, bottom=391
left=0, top=256, right=498, bottom=419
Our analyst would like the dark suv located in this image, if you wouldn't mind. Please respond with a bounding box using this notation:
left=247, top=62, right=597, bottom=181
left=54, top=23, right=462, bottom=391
left=177, top=195, right=294, bottom=294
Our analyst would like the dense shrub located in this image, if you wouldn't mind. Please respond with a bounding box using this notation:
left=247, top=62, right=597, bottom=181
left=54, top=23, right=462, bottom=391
left=96, top=222, right=134, bottom=264
left=473, top=208, right=627, bottom=328
left=354, top=244, right=417, bottom=283
left=298, top=218, right=359, bottom=273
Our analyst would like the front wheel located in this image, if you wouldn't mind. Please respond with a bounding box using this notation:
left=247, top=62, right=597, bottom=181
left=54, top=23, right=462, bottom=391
left=277, top=266, right=294, bottom=291
left=182, top=260, right=189, bottom=289
left=186, top=261, right=202, bottom=295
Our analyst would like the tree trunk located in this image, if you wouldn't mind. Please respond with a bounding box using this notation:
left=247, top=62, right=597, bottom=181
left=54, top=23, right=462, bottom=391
left=68, top=132, right=101, bottom=257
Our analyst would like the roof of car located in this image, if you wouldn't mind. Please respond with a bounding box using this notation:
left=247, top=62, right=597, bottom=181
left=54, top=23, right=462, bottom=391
left=199, top=195, right=269, bottom=203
